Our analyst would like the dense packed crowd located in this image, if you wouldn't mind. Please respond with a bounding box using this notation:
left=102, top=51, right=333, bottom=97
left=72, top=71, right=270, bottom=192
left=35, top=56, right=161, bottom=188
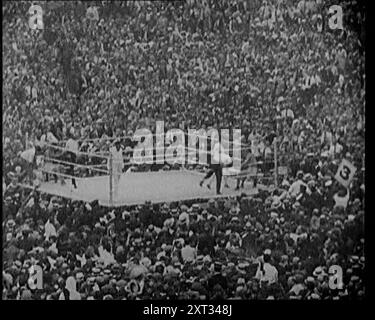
left=3, top=0, right=365, bottom=299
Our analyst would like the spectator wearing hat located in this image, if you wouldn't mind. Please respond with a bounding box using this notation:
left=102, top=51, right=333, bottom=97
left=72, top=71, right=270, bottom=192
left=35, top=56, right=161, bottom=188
left=197, top=223, right=216, bottom=256
left=181, top=238, right=197, bottom=263
left=207, top=262, right=228, bottom=298
left=255, top=249, right=278, bottom=286
left=59, top=276, right=81, bottom=300
left=288, top=171, right=307, bottom=197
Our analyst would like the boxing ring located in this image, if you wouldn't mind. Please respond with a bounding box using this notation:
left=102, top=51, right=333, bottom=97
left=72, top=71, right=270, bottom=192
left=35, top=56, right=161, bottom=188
left=20, top=134, right=279, bottom=207
left=24, top=170, right=260, bottom=207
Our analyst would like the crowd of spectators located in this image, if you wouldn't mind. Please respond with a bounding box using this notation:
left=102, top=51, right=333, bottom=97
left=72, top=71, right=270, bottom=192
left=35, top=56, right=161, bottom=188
left=2, top=178, right=365, bottom=300
left=3, top=0, right=365, bottom=300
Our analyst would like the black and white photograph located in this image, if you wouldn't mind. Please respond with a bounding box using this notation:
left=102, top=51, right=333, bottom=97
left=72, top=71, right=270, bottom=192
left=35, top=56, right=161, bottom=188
left=2, top=0, right=365, bottom=304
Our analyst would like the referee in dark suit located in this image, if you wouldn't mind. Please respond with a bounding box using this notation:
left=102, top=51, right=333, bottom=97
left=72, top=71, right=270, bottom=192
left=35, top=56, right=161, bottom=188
left=199, top=139, right=223, bottom=195
left=65, top=133, right=78, bottom=189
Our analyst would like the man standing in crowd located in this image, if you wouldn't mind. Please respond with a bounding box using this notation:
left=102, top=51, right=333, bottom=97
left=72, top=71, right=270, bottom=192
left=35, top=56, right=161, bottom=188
left=19, top=145, right=36, bottom=184
left=255, top=249, right=278, bottom=286
left=208, top=262, right=228, bottom=298
left=19, top=144, right=43, bottom=185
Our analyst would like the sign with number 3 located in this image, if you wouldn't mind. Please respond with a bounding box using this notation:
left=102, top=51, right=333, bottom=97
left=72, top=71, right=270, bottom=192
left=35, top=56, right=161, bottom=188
left=335, top=159, right=356, bottom=188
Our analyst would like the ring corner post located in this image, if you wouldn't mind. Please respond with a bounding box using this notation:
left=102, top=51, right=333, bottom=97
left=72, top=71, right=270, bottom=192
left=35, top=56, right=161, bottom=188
left=274, top=138, right=278, bottom=188
left=109, top=153, right=113, bottom=206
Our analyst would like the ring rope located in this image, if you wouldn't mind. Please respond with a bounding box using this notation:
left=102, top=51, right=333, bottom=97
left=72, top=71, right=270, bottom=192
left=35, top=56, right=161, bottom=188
left=43, top=157, right=110, bottom=174
left=41, top=142, right=254, bottom=162
left=37, top=168, right=86, bottom=180
left=41, top=143, right=110, bottom=159
left=41, top=142, right=276, bottom=172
